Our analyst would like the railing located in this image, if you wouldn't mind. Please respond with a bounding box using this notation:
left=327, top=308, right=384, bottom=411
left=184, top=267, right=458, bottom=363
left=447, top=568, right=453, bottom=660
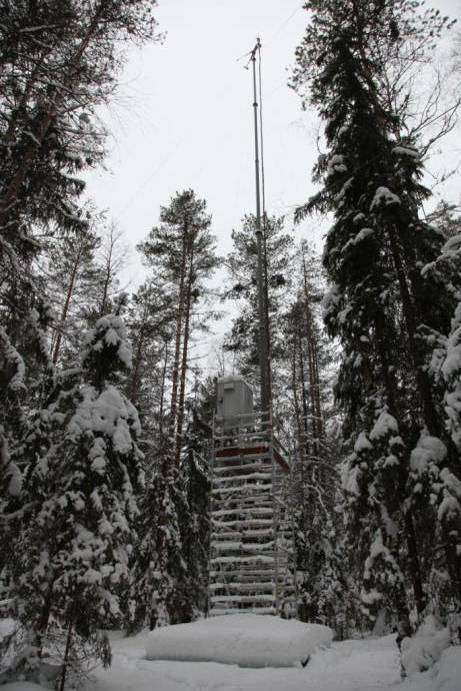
left=209, top=409, right=294, bottom=616
left=212, top=410, right=290, bottom=469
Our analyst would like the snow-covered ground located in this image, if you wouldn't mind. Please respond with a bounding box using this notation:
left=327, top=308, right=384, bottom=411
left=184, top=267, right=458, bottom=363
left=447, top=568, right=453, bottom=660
left=2, top=620, right=460, bottom=691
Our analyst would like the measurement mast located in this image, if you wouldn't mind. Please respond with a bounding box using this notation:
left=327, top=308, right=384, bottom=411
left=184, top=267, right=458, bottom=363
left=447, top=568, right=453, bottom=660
left=250, top=38, right=270, bottom=415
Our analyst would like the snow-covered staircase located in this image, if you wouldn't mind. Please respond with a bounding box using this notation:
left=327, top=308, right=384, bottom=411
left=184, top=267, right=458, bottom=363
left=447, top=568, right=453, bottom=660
left=208, top=413, right=294, bottom=616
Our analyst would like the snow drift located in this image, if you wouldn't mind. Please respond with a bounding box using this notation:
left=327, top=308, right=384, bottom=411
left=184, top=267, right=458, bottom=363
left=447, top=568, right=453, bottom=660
left=145, top=614, right=333, bottom=667
left=401, top=615, right=451, bottom=675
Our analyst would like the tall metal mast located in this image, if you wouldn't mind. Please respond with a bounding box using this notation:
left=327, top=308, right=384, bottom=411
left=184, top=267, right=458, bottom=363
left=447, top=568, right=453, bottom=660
left=250, top=38, right=270, bottom=415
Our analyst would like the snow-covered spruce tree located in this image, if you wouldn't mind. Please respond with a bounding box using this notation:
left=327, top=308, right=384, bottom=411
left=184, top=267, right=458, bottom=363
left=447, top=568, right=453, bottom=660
left=419, top=210, right=461, bottom=617
left=127, top=379, right=213, bottom=631
left=0, top=298, right=54, bottom=577
left=5, top=315, right=143, bottom=686
left=292, top=0, right=459, bottom=628
left=0, top=0, right=158, bottom=578
left=178, top=398, right=213, bottom=619
left=127, top=435, right=187, bottom=632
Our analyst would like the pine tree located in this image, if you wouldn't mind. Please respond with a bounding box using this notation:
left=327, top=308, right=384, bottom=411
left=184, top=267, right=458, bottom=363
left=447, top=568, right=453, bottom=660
left=138, top=189, right=219, bottom=463
left=292, top=0, right=460, bottom=629
left=125, top=281, right=174, bottom=438
left=5, top=315, right=143, bottom=684
left=224, top=213, right=294, bottom=410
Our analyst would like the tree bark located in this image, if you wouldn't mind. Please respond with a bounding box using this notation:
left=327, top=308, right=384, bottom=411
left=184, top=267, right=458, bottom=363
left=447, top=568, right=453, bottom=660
left=52, top=250, right=82, bottom=365
left=169, top=222, right=188, bottom=440
left=387, top=225, right=440, bottom=436
left=403, top=511, right=426, bottom=617
left=158, top=342, right=169, bottom=439
left=130, top=324, right=146, bottom=405
left=291, top=332, right=304, bottom=491
left=301, top=252, right=322, bottom=457
left=175, top=239, right=195, bottom=465
left=59, top=608, right=74, bottom=691
left=298, top=329, right=311, bottom=460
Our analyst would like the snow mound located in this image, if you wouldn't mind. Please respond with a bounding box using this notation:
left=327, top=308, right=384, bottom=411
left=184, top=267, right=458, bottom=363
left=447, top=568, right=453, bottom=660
left=401, top=615, right=451, bottom=675
left=146, top=614, right=333, bottom=668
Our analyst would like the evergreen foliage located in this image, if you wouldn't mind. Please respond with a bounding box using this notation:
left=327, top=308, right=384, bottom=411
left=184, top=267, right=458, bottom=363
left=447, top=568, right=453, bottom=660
left=125, top=281, right=174, bottom=437
left=127, top=436, right=186, bottom=632
left=224, top=213, right=294, bottom=409
left=3, top=314, right=143, bottom=683
left=1, top=0, right=460, bottom=682
left=138, top=189, right=219, bottom=462
left=292, top=0, right=461, bottom=630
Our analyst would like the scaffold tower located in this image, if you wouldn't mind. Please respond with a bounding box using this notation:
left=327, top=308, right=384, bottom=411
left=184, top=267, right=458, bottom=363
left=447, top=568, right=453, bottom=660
left=208, top=377, right=294, bottom=616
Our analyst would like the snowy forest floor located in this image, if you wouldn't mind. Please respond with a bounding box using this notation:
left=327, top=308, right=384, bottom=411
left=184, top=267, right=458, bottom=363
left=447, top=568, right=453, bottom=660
left=2, top=624, right=461, bottom=691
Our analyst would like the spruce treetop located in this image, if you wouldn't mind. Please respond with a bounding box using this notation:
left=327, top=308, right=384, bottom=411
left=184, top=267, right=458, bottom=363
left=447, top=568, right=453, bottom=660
left=82, top=314, right=132, bottom=388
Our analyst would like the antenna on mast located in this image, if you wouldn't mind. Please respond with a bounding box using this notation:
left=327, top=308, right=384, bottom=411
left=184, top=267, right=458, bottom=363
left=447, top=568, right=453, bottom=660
left=249, top=37, right=271, bottom=415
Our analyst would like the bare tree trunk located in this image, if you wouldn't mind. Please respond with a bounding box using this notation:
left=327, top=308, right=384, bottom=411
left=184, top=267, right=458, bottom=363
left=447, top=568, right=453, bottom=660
left=99, top=240, right=113, bottom=317
left=130, top=325, right=145, bottom=405
left=403, top=511, right=426, bottom=617
left=175, top=240, right=195, bottom=465
left=158, top=341, right=169, bottom=439
left=35, top=579, right=55, bottom=659
left=301, top=250, right=321, bottom=456
left=169, top=225, right=188, bottom=439
left=291, top=338, right=303, bottom=457
left=298, top=330, right=311, bottom=461
left=290, top=335, right=305, bottom=503
left=311, top=340, right=323, bottom=442
left=59, top=609, right=74, bottom=691
left=52, top=250, right=81, bottom=365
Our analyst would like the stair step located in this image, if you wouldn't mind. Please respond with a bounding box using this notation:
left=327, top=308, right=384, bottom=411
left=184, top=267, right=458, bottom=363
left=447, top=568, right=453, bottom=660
left=209, top=607, right=276, bottom=616
left=213, top=471, right=272, bottom=484
left=209, top=581, right=275, bottom=592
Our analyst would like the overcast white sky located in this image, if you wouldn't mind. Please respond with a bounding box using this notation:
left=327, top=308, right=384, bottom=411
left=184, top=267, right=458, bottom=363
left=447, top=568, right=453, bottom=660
left=84, top=2, right=334, bottom=275
left=85, top=0, right=460, bottom=333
